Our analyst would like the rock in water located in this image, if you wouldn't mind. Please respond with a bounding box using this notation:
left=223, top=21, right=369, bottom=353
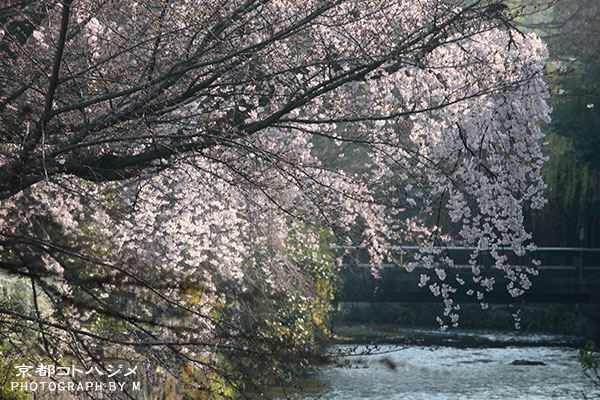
left=511, top=360, right=546, bottom=366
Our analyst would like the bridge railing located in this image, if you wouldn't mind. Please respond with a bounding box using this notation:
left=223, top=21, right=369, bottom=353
left=331, top=245, right=600, bottom=278
left=333, top=246, right=600, bottom=303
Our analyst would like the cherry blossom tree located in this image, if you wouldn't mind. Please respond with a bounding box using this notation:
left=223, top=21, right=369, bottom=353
left=0, top=0, right=551, bottom=397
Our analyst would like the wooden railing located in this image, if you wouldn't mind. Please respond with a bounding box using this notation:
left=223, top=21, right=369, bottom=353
left=333, top=246, right=600, bottom=304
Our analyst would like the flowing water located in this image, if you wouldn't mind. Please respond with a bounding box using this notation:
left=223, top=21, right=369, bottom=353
left=290, top=330, right=600, bottom=400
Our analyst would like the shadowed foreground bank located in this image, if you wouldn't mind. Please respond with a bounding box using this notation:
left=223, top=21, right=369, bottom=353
left=333, top=302, right=600, bottom=342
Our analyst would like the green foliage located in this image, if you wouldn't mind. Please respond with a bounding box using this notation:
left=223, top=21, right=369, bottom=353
left=542, top=0, right=600, bottom=171
left=206, top=226, right=338, bottom=397
left=579, top=340, right=600, bottom=388
left=0, top=275, right=40, bottom=399
left=542, top=133, right=600, bottom=209
left=525, top=0, right=600, bottom=246
left=0, top=343, right=29, bottom=400
left=540, top=0, right=600, bottom=209
left=286, top=227, right=338, bottom=339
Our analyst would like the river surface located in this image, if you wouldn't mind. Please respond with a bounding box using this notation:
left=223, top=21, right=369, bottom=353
left=290, top=329, right=600, bottom=400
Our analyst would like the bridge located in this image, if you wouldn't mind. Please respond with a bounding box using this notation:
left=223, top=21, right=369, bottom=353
left=334, top=246, right=600, bottom=304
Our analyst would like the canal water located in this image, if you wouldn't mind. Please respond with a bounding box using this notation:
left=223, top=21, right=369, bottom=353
left=291, top=330, right=600, bottom=399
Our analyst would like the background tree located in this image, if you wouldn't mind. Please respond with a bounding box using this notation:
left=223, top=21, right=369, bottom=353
left=519, top=0, right=600, bottom=247
left=0, top=0, right=551, bottom=398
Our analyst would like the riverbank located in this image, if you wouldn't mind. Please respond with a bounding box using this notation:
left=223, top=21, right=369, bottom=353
left=331, top=323, right=588, bottom=348
left=332, top=302, right=600, bottom=340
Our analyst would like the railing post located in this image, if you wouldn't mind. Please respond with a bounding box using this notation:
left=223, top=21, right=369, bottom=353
left=580, top=248, right=584, bottom=279
left=578, top=226, right=585, bottom=279
left=574, top=253, right=583, bottom=279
